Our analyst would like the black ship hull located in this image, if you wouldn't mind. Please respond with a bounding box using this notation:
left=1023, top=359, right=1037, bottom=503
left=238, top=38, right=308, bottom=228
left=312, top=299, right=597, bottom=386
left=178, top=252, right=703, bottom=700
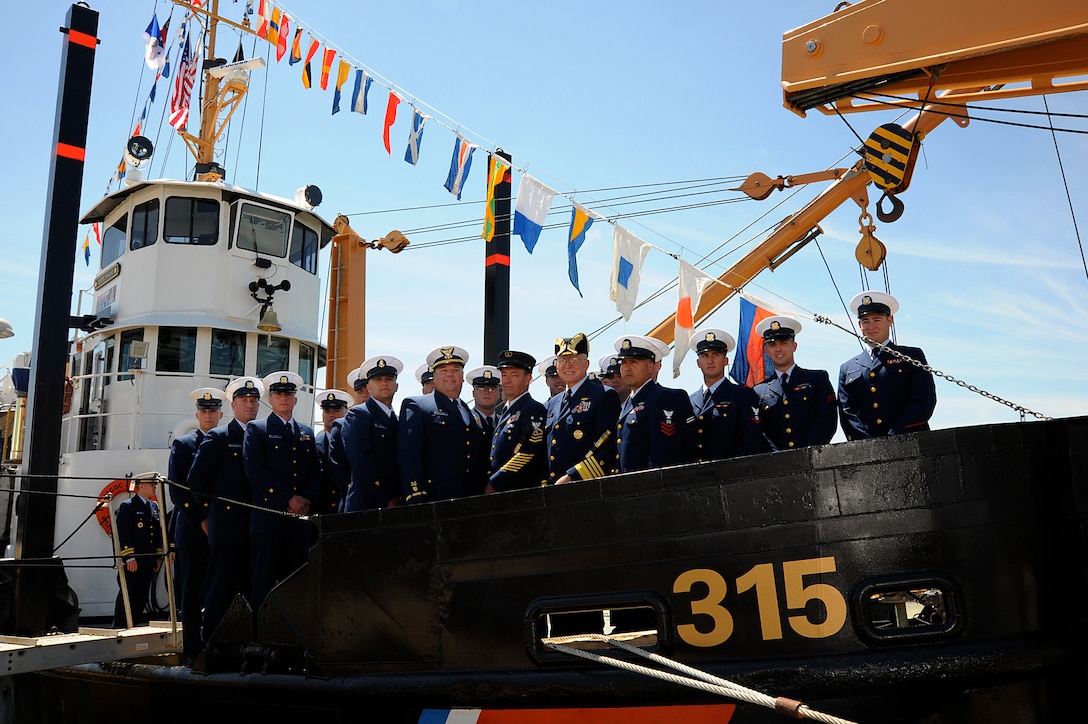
left=15, top=416, right=1088, bottom=722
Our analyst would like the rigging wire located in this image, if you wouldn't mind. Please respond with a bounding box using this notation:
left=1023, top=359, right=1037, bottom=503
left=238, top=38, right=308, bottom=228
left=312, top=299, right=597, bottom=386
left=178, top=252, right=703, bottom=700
left=1042, top=95, right=1088, bottom=283
left=849, top=92, right=1088, bottom=134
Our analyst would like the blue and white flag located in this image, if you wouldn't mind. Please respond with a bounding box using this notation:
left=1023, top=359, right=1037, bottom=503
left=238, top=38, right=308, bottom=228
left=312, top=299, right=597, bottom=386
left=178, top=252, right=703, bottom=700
left=512, top=173, right=556, bottom=254
left=567, top=203, right=597, bottom=296
left=443, top=135, right=475, bottom=199
left=351, top=70, right=371, bottom=115
left=610, top=226, right=650, bottom=320
left=143, top=14, right=165, bottom=70
left=404, top=110, right=427, bottom=165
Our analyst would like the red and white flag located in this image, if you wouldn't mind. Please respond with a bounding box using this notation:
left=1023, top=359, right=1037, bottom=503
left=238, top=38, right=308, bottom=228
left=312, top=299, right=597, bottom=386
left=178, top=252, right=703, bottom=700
left=673, top=260, right=715, bottom=378
left=168, top=33, right=198, bottom=130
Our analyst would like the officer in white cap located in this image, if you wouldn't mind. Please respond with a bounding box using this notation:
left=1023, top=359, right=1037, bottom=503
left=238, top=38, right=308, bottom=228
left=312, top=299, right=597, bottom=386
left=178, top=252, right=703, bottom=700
left=336, top=355, right=405, bottom=512
left=613, top=335, right=694, bottom=473
left=467, top=365, right=503, bottom=438
left=688, top=327, right=765, bottom=461
left=838, top=290, right=936, bottom=440
left=487, top=350, right=549, bottom=492
left=546, top=333, right=620, bottom=484
left=167, top=387, right=225, bottom=663
left=314, top=389, right=354, bottom=515
left=598, top=352, right=630, bottom=404
left=752, top=316, right=837, bottom=451
left=346, top=366, right=371, bottom=406
left=398, top=346, right=488, bottom=503
left=537, top=355, right=565, bottom=399
left=244, top=370, right=320, bottom=609
left=414, top=362, right=435, bottom=395
left=187, top=375, right=263, bottom=649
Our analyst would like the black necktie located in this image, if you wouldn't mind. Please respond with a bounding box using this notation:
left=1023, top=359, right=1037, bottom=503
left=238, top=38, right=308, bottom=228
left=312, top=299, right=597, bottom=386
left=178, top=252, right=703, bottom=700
left=285, top=421, right=295, bottom=444
left=780, top=373, right=789, bottom=396
left=562, top=391, right=573, bottom=414
left=702, top=388, right=712, bottom=409
left=483, top=415, right=494, bottom=437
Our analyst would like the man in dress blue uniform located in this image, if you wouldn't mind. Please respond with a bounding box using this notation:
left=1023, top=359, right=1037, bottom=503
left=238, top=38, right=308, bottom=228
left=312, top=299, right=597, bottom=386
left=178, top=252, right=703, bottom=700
left=487, top=351, right=549, bottom=492
left=398, top=346, right=489, bottom=503
left=548, top=333, right=620, bottom=484
left=752, top=316, right=838, bottom=451
left=168, top=387, right=224, bottom=662
left=415, top=362, right=435, bottom=395
left=599, top=352, right=630, bottom=405
left=468, top=365, right=503, bottom=438
left=538, top=355, right=565, bottom=400
left=688, top=327, right=765, bottom=461
left=112, top=476, right=165, bottom=628
left=838, top=290, right=937, bottom=440
left=244, top=370, right=320, bottom=609
left=314, top=389, right=353, bottom=515
left=346, top=366, right=371, bottom=406
left=614, top=335, right=695, bottom=473
left=336, top=355, right=404, bottom=512
left=188, top=376, right=263, bottom=648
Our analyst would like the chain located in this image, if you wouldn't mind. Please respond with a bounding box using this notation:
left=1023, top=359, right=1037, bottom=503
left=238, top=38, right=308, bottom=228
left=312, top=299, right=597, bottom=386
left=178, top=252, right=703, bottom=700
left=812, top=315, right=1051, bottom=421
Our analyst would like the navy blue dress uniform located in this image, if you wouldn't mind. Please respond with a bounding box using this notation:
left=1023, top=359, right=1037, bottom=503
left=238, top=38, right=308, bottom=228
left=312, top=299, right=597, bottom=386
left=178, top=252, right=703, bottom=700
left=398, top=346, right=489, bottom=503
left=614, top=336, right=695, bottom=473
left=244, top=371, right=321, bottom=609
left=112, top=478, right=165, bottom=628
left=336, top=355, right=403, bottom=512
left=489, top=351, right=549, bottom=491
left=545, top=334, right=620, bottom=482
left=688, top=328, right=765, bottom=461
left=468, top=365, right=503, bottom=438
left=187, top=375, right=263, bottom=645
left=314, top=389, right=353, bottom=515
left=838, top=291, right=937, bottom=440
left=751, top=317, right=838, bottom=450
left=167, top=387, right=224, bottom=660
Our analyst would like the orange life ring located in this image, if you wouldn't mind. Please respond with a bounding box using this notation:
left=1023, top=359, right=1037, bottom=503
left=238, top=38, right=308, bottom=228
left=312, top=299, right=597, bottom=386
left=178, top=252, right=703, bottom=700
left=95, top=478, right=158, bottom=537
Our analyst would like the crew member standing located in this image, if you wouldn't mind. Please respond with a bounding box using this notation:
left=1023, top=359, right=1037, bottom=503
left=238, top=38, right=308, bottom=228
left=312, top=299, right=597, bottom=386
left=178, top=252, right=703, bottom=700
left=337, top=355, right=404, bottom=512
left=467, top=365, right=503, bottom=438
left=838, top=290, right=936, bottom=440
left=188, top=376, right=263, bottom=648
left=244, top=371, right=320, bottom=609
left=398, top=346, right=488, bottom=503
left=548, top=333, right=620, bottom=484
left=538, top=355, right=565, bottom=400
left=688, top=327, right=764, bottom=461
left=488, top=350, right=548, bottom=492
left=415, top=363, right=435, bottom=395
left=346, top=366, right=371, bottom=406
left=167, top=387, right=224, bottom=663
left=314, top=389, right=353, bottom=515
left=614, top=335, right=694, bottom=473
left=752, top=317, right=837, bottom=450
left=112, top=476, right=165, bottom=628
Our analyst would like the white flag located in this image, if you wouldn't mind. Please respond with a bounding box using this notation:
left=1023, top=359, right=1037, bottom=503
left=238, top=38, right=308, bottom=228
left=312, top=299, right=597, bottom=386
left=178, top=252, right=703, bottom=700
left=512, top=174, right=556, bottom=254
left=610, top=226, right=650, bottom=320
left=673, top=260, right=715, bottom=378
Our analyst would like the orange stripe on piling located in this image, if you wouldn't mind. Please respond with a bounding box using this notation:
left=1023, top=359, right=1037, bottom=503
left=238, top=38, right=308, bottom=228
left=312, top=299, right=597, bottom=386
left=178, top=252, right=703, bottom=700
left=485, top=254, right=510, bottom=267
left=56, top=143, right=86, bottom=161
left=68, top=29, right=97, bottom=49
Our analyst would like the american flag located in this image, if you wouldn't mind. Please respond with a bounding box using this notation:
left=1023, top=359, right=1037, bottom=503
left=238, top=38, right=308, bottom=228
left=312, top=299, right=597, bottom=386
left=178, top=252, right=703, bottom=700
left=168, top=34, right=197, bottom=130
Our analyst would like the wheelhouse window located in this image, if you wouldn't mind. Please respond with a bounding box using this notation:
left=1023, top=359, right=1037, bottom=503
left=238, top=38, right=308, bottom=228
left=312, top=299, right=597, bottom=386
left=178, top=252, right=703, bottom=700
left=236, top=203, right=291, bottom=258
left=101, top=214, right=127, bottom=267
left=156, top=327, right=197, bottom=373
left=256, top=335, right=290, bottom=378
left=298, top=343, right=316, bottom=386
left=130, top=199, right=159, bottom=250
left=210, top=329, right=247, bottom=376
left=118, top=329, right=144, bottom=382
left=164, top=197, right=219, bottom=245
left=290, top=221, right=319, bottom=274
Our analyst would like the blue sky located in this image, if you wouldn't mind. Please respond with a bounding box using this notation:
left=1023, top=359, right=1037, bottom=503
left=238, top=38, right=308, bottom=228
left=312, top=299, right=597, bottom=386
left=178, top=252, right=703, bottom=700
left=2, top=0, right=1086, bottom=436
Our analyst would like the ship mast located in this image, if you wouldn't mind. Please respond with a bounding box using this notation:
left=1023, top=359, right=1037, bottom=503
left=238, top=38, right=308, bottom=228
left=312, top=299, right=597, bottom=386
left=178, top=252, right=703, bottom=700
left=170, top=0, right=262, bottom=182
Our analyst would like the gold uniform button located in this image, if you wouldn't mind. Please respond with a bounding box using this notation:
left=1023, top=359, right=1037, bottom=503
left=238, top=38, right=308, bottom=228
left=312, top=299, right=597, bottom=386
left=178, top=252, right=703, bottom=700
left=788, top=442, right=795, bottom=448
left=876, top=418, right=883, bottom=425
left=869, top=372, right=876, bottom=378
left=268, top=488, right=274, bottom=493
left=870, top=386, right=877, bottom=392
left=785, top=428, right=792, bottom=434
left=783, top=400, right=789, bottom=406
left=784, top=413, right=790, bottom=419
left=873, top=403, right=879, bottom=409
left=550, top=455, right=555, bottom=461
